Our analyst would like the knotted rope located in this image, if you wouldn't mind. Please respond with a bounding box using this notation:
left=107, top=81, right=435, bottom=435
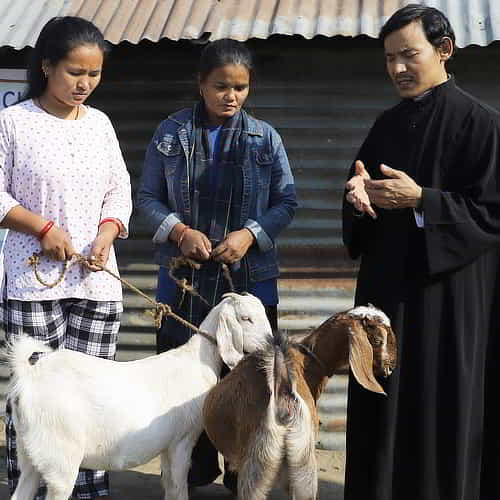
left=166, top=256, right=210, bottom=307
left=27, top=252, right=217, bottom=344
left=163, top=256, right=235, bottom=307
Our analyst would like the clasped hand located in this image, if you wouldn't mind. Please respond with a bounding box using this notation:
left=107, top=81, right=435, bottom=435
left=345, top=160, right=422, bottom=218
left=178, top=227, right=254, bottom=264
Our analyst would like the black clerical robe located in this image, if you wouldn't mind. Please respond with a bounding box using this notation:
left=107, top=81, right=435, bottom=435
left=342, top=78, right=500, bottom=500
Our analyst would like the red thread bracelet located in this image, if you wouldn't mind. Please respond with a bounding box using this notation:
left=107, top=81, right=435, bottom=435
left=38, top=221, right=54, bottom=240
left=99, top=218, right=122, bottom=236
left=177, top=225, right=190, bottom=248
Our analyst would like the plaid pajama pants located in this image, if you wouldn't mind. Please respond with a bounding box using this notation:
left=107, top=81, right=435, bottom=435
left=2, top=298, right=122, bottom=500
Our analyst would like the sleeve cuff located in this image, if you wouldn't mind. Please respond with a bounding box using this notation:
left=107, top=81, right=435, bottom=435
left=244, top=219, right=273, bottom=252
left=152, top=212, right=182, bottom=244
left=0, top=198, right=21, bottom=224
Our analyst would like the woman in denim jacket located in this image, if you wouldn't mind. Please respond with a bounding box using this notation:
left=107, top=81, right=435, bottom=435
left=136, top=39, right=297, bottom=490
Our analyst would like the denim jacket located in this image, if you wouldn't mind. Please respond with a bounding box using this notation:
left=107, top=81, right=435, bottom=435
left=136, top=108, right=297, bottom=282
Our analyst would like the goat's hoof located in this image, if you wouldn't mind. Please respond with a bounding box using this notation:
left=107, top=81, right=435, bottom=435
left=223, top=471, right=238, bottom=495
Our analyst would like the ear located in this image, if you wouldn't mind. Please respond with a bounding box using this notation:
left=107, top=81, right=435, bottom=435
left=215, top=302, right=244, bottom=369
left=438, top=36, right=453, bottom=62
left=348, top=326, right=386, bottom=395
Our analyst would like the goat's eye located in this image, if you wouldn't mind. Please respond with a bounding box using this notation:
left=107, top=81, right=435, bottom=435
left=241, top=316, right=253, bottom=323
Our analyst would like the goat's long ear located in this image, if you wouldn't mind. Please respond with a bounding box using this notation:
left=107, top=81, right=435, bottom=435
left=349, top=327, right=386, bottom=395
left=215, top=302, right=244, bottom=369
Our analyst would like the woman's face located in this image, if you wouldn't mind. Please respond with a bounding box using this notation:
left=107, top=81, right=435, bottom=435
left=200, top=63, right=250, bottom=125
left=43, top=44, right=103, bottom=107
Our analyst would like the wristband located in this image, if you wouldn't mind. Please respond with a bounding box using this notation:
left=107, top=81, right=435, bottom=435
left=99, top=218, right=122, bottom=236
left=38, top=221, right=54, bottom=240
left=177, top=225, right=190, bottom=248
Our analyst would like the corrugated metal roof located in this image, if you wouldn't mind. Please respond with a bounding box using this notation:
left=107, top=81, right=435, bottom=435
left=0, top=0, right=70, bottom=50
left=1, top=0, right=499, bottom=49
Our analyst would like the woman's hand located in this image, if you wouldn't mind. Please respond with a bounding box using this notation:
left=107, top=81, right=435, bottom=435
left=172, top=224, right=212, bottom=261
left=86, top=222, right=119, bottom=271
left=40, top=225, right=76, bottom=261
left=212, top=229, right=255, bottom=264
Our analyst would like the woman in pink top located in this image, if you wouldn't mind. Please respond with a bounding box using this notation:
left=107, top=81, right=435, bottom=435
left=0, top=17, right=132, bottom=500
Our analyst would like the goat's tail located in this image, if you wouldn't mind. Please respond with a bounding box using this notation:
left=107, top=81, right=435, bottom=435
left=266, top=330, right=298, bottom=426
left=4, top=336, right=54, bottom=396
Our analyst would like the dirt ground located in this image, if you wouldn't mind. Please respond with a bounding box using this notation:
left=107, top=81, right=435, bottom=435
left=0, top=418, right=346, bottom=499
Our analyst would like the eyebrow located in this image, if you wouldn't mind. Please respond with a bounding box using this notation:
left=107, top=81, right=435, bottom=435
left=214, top=80, right=248, bottom=86
left=385, top=47, right=418, bottom=56
left=68, top=66, right=102, bottom=72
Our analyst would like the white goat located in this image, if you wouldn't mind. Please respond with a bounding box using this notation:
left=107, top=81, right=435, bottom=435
left=203, top=304, right=397, bottom=500
left=5, top=292, right=272, bottom=500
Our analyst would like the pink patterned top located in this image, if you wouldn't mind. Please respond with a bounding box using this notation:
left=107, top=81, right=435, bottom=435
left=0, top=99, right=132, bottom=301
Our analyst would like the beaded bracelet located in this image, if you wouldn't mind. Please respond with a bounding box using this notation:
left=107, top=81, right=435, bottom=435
left=99, top=218, right=122, bottom=236
left=177, top=225, right=190, bottom=248
left=38, top=221, right=54, bottom=240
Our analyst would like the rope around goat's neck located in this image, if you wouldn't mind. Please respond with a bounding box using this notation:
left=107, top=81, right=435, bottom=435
left=27, top=252, right=217, bottom=344
left=291, top=342, right=329, bottom=375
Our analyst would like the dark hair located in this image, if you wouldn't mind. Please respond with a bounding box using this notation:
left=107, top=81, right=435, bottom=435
left=22, top=16, right=109, bottom=101
left=379, top=4, right=455, bottom=54
left=198, top=39, right=253, bottom=82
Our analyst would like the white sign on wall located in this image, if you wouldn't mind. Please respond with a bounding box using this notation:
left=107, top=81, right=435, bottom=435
left=1, top=69, right=28, bottom=296
left=0, top=68, right=27, bottom=110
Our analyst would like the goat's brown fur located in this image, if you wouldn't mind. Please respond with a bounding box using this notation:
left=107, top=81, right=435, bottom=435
left=203, top=353, right=271, bottom=471
left=203, top=305, right=397, bottom=499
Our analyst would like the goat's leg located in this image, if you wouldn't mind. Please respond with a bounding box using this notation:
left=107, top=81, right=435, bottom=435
left=10, top=445, right=41, bottom=500
left=287, top=453, right=317, bottom=500
left=45, top=483, right=76, bottom=500
left=38, top=453, right=81, bottom=500
left=160, top=434, right=198, bottom=500
left=285, top=423, right=318, bottom=500
left=43, top=464, right=80, bottom=500
left=238, top=427, right=286, bottom=500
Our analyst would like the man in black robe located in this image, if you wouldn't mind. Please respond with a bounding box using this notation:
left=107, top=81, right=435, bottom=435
left=342, top=5, right=500, bottom=500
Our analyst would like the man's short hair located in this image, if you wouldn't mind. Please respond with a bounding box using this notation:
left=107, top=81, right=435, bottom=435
left=379, top=4, right=455, bottom=54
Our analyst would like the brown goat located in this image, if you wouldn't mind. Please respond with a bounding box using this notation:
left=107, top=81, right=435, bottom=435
left=203, top=304, right=397, bottom=500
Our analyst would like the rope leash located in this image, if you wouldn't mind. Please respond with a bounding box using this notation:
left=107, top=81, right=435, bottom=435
left=27, top=252, right=217, bottom=344
left=166, top=256, right=210, bottom=307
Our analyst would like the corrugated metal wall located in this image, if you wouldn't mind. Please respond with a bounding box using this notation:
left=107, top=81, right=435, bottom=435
left=1, top=36, right=500, bottom=449
left=85, top=36, right=395, bottom=361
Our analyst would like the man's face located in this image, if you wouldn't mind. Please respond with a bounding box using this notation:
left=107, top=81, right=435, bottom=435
left=384, top=20, right=449, bottom=98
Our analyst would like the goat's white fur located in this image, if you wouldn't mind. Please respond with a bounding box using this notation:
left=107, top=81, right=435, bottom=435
left=347, top=305, right=391, bottom=327
left=6, top=293, right=272, bottom=500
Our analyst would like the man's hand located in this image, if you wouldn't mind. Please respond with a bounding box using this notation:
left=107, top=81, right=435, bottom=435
left=212, top=229, right=255, bottom=264
left=365, top=164, right=422, bottom=210
left=345, top=160, right=377, bottom=219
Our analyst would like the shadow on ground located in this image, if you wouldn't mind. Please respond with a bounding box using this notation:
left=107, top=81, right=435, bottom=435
left=0, top=428, right=345, bottom=499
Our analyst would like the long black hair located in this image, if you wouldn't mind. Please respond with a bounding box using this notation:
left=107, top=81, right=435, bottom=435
left=379, top=4, right=456, bottom=55
left=198, top=39, right=253, bottom=83
left=21, top=16, right=109, bottom=101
